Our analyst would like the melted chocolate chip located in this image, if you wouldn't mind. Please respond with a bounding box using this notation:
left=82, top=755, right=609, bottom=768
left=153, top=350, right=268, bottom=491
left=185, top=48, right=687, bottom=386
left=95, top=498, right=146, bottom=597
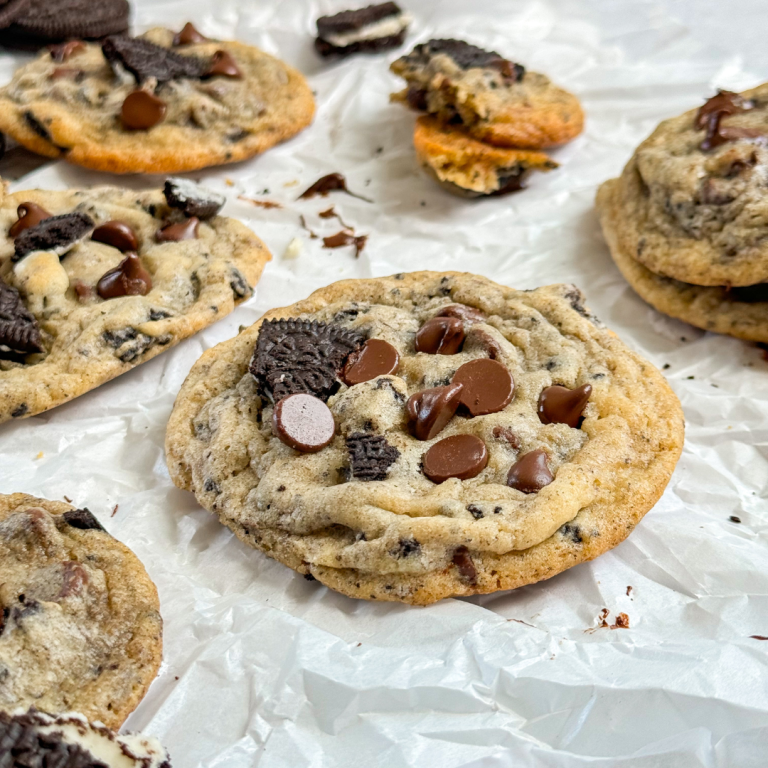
left=62, top=507, right=105, bottom=531
left=422, top=434, right=488, bottom=483
left=452, top=358, right=514, bottom=416
left=48, top=39, right=86, bottom=62
left=156, top=217, right=199, bottom=242
left=0, top=275, right=42, bottom=354
left=342, top=338, right=400, bottom=385
left=204, top=49, right=242, bottom=78
left=436, top=303, right=486, bottom=326
left=121, top=90, right=167, bottom=130
left=406, top=382, right=463, bottom=440
left=452, top=545, right=477, bottom=584
left=8, top=202, right=51, bottom=238
left=97, top=253, right=152, bottom=299
left=694, top=90, right=752, bottom=130
left=174, top=21, right=208, bottom=45
left=322, top=230, right=368, bottom=257
left=92, top=220, right=138, bottom=252
left=538, top=383, right=592, bottom=428
left=13, top=211, right=93, bottom=261
left=102, top=34, right=208, bottom=83
left=700, top=110, right=763, bottom=152
left=415, top=316, right=464, bottom=354
left=507, top=449, right=553, bottom=493
left=347, top=432, right=400, bottom=480
left=298, top=173, right=372, bottom=202
left=272, top=393, right=336, bottom=452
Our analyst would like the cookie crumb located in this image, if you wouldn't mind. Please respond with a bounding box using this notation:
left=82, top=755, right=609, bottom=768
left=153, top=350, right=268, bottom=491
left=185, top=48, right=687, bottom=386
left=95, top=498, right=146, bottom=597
left=111, top=504, right=119, bottom=517
left=63, top=495, right=72, bottom=503
left=729, top=515, right=741, bottom=523
left=283, top=237, right=303, bottom=259
left=35, top=451, right=43, bottom=460
left=626, top=585, right=633, bottom=596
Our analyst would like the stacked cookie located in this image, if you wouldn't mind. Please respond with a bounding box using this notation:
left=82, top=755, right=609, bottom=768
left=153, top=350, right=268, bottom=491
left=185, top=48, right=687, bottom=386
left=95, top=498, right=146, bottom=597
left=597, top=86, right=768, bottom=343
left=390, top=39, right=583, bottom=196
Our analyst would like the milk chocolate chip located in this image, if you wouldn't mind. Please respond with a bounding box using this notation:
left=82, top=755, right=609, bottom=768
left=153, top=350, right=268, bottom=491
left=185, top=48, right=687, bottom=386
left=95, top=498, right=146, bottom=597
left=342, top=339, right=400, bottom=385
left=452, top=545, right=477, bottom=584
left=205, top=50, right=243, bottom=78
left=156, top=217, right=200, bottom=242
left=92, top=221, right=138, bottom=252
left=506, top=449, right=553, bottom=493
left=436, top=304, right=486, bottom=326
left=415, top=316, right=464, bottom=354
left=121, top=90, right=167, bottom=130
left=406, top=382, right=463, bottom=440
left=273, top=393, right=336, bottom=452
left=174, top=22, right=208, bottom=45
left=538, top=383, right=592, bottom=428
left=9, top=202, right=52, bottom=238
left=97, top=253, right=152, bottom=299
left=423, top=434, right=488, bottom=483
left=452, top=358, right=514, bottom=416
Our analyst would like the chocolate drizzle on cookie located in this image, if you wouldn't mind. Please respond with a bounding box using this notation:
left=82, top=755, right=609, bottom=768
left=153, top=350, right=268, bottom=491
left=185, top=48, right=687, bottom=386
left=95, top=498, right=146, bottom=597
left=346, top=433, right=400, bottom=480
left=0, top=275, right=42, bottom=354
left=102, top=35, right=208, bottom=84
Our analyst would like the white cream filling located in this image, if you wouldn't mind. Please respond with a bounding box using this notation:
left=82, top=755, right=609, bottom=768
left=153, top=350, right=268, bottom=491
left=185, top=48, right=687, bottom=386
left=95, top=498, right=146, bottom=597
left=323, top=13, right=411, bottom=47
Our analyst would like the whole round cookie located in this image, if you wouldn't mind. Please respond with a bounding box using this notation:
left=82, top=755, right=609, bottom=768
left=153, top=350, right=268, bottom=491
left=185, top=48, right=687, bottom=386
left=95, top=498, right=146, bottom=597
left=166, top=272, right=684, bottom=605
left=606, top=85, right=768, bottom=286
left=598, top=177, right=768, bottom=342
left=0, top=493, right=162, bottom=729
left=0, top=27, right=315, bottom=173
left=391, top=39, right=583, bottom=149
left=0, top=178, right=271, bottom=423
left=414, top=115, right=557, bottom=197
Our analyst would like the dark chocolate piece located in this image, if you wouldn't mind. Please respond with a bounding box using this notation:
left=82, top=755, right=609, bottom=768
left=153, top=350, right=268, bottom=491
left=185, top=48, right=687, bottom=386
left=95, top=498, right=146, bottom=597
left=346, top=432, right=400, bottom=480
left=406, top=383, right=463, bottom=440
left=342, top=338, right=399, bottom=385
left=298, top=173, right=372, bottom=202
left=204, top=50, right=242, bottom=78
left=322, top=229, right=368, bottom=257
left=155, top=217, right=199, bottom=242
left=0, top=275, right=42, bottom=353
left=538, top=383, right=592, bottom=428
left=92, top=220, right=138, bottom=252
left=174, top=21, right=208, bottom=46
left=9, top=201, right=52, bottom=237
left=452, top=545, right=477, bottom=584
left=97, top=253, right=153, bottom=299
left=415, top=316, right=464, bottom=354
left=13, top=211, right=93, bottom=261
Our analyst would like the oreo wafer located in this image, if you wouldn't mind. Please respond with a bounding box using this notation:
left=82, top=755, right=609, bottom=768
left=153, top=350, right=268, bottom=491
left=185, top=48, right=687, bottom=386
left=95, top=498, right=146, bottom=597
left=315, top=2, right=411, bottom=58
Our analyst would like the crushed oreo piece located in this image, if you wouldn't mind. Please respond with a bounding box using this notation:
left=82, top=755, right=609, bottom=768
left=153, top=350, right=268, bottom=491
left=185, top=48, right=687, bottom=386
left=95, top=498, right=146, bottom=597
left=62, top=507, right=105, bottom=531
left=392, top=537, right=421, bottom=558
left=164, top=177, right=225, bottom=219
left=407, top=39, right=524, bottom=82
left=346, top=433, right=400, bottom=480
left=560, top=523, right=582, bottom=544
left=0, top=276, right=42, bottom=354
left=229, top=268, right=251, bottom=299
left=13, top=211, right=93, bottom=261
left=102, top=35, right=208, bottom=84
left=250, top=318, right=365, bottom=403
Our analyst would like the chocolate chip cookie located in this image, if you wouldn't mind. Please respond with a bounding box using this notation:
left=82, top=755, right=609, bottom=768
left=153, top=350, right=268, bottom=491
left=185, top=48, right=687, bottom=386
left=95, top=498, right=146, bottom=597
left=0, top=178, right=271, bottom=423
left=166, top=272, right=683, bottom=605
left=0, top=26, right=315, bottom=173
left=599, top=85, right=768, bottom=287
left=391, top=39, right=583, bottom=149
left=0, top=493, right=162, bottom=729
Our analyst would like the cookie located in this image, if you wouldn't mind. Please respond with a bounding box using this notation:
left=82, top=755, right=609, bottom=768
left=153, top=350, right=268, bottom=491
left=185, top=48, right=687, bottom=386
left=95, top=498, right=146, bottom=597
left=0, top=27, right=315, bottom=174
left=604, top=85, right=768, bottom=287
left=391, top=39, right=583, bottom=149
left=315, top=2, right=411, bottom=57
left=414, top=115, right=557, bottom=197
left=598, top=177, right=768, bottom=342
left=0, top=493, right=162, bottom=728
left=0, top=179, right=271, bottom=423
left=0, top=710, right=171, bottom=768
left=166, top=272, right=684, bottom=606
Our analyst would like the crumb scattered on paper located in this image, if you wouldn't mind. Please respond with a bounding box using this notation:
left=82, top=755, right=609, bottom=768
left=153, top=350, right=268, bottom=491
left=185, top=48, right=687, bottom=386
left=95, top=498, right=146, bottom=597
left=283, top=237, right=303, bottom=259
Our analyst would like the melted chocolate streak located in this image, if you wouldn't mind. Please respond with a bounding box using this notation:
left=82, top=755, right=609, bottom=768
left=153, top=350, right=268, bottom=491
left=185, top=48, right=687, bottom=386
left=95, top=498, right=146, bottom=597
left=298, top=173, right=372, bottom=202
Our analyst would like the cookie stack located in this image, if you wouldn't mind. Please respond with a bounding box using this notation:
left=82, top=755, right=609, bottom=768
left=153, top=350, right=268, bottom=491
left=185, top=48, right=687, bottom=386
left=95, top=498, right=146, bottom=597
left=390, top=39, right=584, bottom=197
left=597, top=85, right=768, bottom=343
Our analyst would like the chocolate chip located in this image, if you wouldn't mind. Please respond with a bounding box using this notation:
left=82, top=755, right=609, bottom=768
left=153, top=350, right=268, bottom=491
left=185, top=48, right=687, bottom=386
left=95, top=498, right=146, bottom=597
left=298, top=173, right=371, bottom=202
left=452, top=358, right=514, bottom=416
left=346, top=433, right=400, bottom=480
left=406, top=382, right=463, bottom=440
left=204, top=49, right=242, bottom=78
left=700, top=110, right=763, bottom=152
left=164, top=177, right=225, bottom=219
left=13, top=211, right=93, bottom=261
left=8, top=201, right=52, bottom=238
left=174, top=21, right=208, bottom=45
left=538, top=384, right=592, bottom=428
left=92, top=220, right=138, bottom=252
left=342, top=338, right=399, bottom=386
left=0, top=276, right=42, bottom=354
left=62, top=507, right=105, bottom=531
left=322, top=230, right=368, bottom=257
left=452, top=545, right=477, bottom=584
left=250, top=318, right=365, bottom=403
left=695, top=90, right=752, bottom=130
left=273, top=393, right=336, bottom=452
left=507, top=449, right=553, bottom=493
left=121, top=90, right=167, bottom=130
left=415, top=316, right=464, bottom=354
left=156, top=217, right=199, bottom=242
left=436, top=303, right=486, bottom=326
left=102, top=34, right=208, bottom=84
left=422, top=434, right=488, bottom=483
left=49, top=39, right=85, bottom=61
left=97, top=253, right=152, bottom=299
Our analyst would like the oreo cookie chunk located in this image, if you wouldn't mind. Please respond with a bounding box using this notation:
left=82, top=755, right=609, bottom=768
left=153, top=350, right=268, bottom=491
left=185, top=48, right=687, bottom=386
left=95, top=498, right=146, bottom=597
left=13, top=211, right=94, bottom=261
left=346, top=433, right=400, bottom=480
left=164, top=177, right=225, bottom=219
left=0, top=710, right=171, bottom=768
left=0, top=275, right=42, bottom=354
left=102, top=35, right=208, bottom=84
left=250, top=318, right=365, bottom=402
left=316, top=2, right=411, bottom=57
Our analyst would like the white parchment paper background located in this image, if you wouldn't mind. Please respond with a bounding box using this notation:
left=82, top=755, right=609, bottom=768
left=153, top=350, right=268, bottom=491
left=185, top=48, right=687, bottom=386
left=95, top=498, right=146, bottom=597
left=2, top=0, right=768, bottom=765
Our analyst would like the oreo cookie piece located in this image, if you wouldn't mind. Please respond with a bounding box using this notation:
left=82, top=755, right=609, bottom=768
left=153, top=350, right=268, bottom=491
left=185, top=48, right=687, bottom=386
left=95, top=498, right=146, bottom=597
left=346, top=433, right=400, bottom=480
left=62, top=507, right=106, bottom=531
left=164, top=177, right=225, bottom=220
left=13, top=211, right=94, bottom=261
left=102, top=35, right=208, bottom=84
left=315, top=2, right=411, bottom=58
left=250, top=318, right=365, bottom=403
left=0, top=275, right=42, bottom=354
left=404, top=39, right=524, bottom=82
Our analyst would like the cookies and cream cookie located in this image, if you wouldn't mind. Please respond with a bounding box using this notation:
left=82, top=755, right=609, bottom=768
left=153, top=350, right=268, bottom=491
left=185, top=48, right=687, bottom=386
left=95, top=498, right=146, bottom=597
left=0, top=493, right=162, bottom=729
left=166, top=272, right=683, bottom=606
left=0, top=178, right=271, bottom=423
left=315, top=2, right=411, bottom=58
left=391, top=39, right=583, bottom=149
left=0, top=27, right=315, bottom=173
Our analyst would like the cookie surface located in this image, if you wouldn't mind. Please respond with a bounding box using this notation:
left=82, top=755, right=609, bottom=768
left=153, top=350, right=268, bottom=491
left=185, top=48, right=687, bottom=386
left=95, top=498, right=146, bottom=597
left=0, top=180, right=271, bottom=423
left=391, top=39, right=583, bottom=149
left=0, top=27, right=315, bottom=173
left=414, top=115, right=557, bottom=197
left=166, top=272, right=684, bottom=606
left=605, top=84, right=768, bottom=286
left=598, top=177, right=768, bottom=342
left=0, top=493, right=162, bottom=729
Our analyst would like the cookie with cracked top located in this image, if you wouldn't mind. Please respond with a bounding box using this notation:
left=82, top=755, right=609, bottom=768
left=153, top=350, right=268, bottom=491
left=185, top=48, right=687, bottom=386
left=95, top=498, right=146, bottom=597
left=0, top=492, right=162, bottom=729
left=0, top=27, right=315, bottom=174
left=166, top=271, right=683, bottom=605
left=0, top=180, right=270, bottom=423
